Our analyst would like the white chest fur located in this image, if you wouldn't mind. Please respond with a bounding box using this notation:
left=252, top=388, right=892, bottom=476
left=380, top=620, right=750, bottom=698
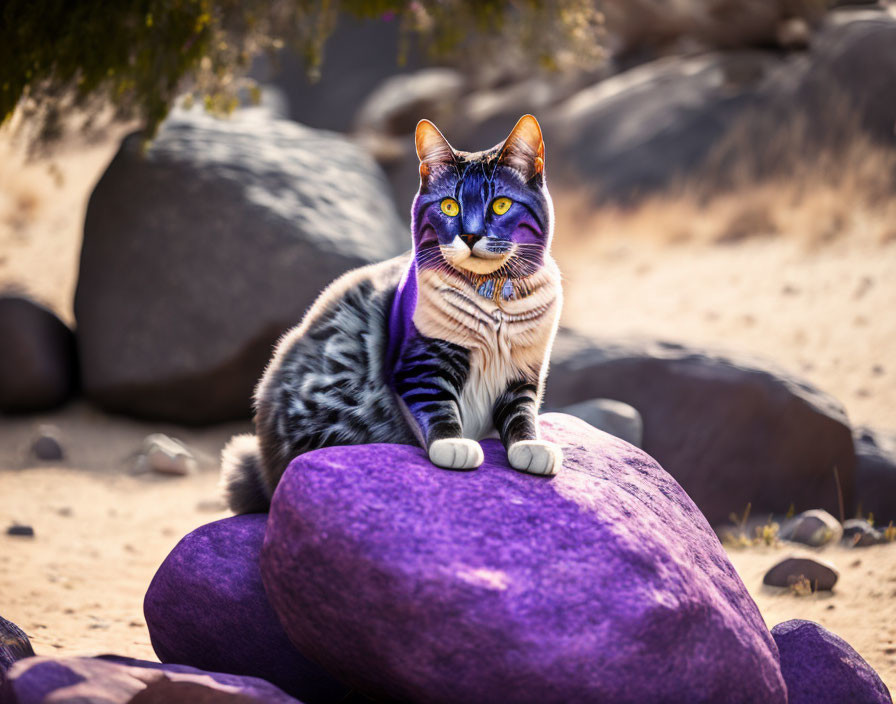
left=413, top=261, right=561, bottom=440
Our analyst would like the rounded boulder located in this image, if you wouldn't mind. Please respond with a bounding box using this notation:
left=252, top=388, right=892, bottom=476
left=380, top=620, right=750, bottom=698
left=144, top=514, right=347, bottom=703
left=261, top=413, right=787, bottom=704
left=0, top=296, right=77, bottom=413
left=772, top=619, right=892, bottom=704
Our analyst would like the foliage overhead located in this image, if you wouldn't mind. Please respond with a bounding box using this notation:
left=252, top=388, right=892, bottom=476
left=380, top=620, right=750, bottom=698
left=1, top=0, right=604, bottom=145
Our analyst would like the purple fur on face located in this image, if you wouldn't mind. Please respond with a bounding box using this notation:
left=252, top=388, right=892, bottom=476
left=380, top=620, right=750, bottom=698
left=409, top=119, right=553, bottom=284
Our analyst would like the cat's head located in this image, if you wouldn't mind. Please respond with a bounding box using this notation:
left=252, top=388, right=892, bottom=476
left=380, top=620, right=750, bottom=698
left=410, top=115, right=553, bottom=280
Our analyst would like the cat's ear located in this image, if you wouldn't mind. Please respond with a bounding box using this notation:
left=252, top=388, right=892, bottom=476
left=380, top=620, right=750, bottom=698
left=498, top=114, right=545, bottom=182
left=415, top=119, right=455, bottom=180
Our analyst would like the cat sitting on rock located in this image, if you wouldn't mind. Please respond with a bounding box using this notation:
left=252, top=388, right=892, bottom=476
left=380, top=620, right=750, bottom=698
left=222, top=115, right=562, bottom=513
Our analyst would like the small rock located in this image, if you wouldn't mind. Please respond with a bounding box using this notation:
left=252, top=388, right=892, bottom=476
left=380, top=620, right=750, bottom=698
left=842, top=518, right=884, bottom=547
left=31, top=425, right=64, bottom=461
left=0, top=296, right=78, bottom=413
left=556, top=398, right=643, bottom=447
left=196, top=498, right=227, bottom=513
left=764, top=556, right=839, bottom=591
left=779, top=509, right=843, bottom=547
left=6, top=525, right=35, bottom=538
left=139, top=434, right=198, bottom=476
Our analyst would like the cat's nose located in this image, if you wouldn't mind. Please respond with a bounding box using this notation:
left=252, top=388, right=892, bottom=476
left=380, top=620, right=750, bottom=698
left=460, top=233, right=483, bottom=248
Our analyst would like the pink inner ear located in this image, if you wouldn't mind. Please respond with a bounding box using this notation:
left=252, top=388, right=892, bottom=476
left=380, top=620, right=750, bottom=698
left=416, top=121, right=454, bottom=167
left=500, top=116, right=545, bottom=177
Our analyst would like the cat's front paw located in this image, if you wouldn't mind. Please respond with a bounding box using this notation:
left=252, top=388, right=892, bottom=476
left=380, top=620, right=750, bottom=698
left=428, top=438, right=484, bottom=471
left=508, top=440, right=563, bottom=476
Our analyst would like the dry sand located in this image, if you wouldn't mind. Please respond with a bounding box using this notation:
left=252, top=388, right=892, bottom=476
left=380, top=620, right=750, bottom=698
left=1, top=128, right=894, bottom=694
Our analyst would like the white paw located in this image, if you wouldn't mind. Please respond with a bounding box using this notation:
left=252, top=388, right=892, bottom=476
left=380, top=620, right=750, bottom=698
left=508, top=440, right=563, bottom=476
left=428, top=438, right=484, bottom=470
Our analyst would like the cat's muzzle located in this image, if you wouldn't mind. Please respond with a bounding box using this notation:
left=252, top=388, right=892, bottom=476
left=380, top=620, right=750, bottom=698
left=442, top=236, right=514, bottom=275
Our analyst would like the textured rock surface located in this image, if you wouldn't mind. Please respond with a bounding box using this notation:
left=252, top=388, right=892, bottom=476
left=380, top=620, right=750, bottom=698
left=30, top=426, right=64, bottom=461
left=144, top=515, right=347, bottom=703
left=546, top=330, right=856, bottom=526
left=0, top=296, right=77, bottom=413
left=262, top=413, right=786, bottom=704
left=75, top=107, right=406, bottom=424
left=0, top=655, right=302, bottom=704
left=772, top=619, right=892, bottom=704
left=853, top=426, right=896, bottom=524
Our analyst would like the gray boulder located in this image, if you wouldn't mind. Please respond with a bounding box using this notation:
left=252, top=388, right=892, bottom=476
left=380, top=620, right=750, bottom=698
left=546, top=51, right=777, bottom=203
left=555, top=398, right=643, bottom=447
left=258, top=17, right=438, bottom=133
left=546, top=330, right=856, bottom=526
left=853, top=426, right=896, bottom=524
left=779, top=509, right=843, bottom=547
left=544, top=11, right=896, bottom=203
left=75, top=107, right=406, bottom=424
left=355, top=68, right=466, bottom=137
left=0, top=296, right=77, bottom=413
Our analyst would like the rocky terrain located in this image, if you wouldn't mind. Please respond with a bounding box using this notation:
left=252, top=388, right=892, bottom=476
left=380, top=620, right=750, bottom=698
left=1, top=4, right=895, bottom=701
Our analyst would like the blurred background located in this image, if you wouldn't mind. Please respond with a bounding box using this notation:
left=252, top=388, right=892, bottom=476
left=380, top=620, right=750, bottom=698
left=1, top=0, right=895, bottom=690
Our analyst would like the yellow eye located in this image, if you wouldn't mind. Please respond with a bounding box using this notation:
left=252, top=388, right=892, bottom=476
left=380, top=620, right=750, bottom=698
left=492, top=197, right=512, bottom=215
left=440, top=198, right=459, bottom=217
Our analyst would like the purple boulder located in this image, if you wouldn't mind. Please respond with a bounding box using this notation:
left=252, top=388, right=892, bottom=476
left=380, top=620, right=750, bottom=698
left=144, top=515, right=347, bottom=703
left=0, top=655, right=301, bottom=704
left=261, top=413, right=786, bottom=704
left=772, top=620, right=892, bottom=704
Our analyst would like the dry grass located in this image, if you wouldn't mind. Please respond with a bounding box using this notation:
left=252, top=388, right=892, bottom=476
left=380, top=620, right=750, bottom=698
left=551, top=106, right=896, bottom=430
left=555, top=120, right=896, bottom=251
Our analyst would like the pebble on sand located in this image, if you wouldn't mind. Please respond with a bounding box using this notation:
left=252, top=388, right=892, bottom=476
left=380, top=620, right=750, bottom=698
left=763, top=556, right=839, bottom=592
left=6, top=525, right=35, bottom=538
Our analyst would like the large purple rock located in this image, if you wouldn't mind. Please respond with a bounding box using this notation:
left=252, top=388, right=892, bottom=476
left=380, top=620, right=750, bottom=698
left=772, top=620, right=892, bottom=704
left=0, top=656, right=301, bottom=704
left=261, top=413, right=787, bottom=704
left=144, top=515, right=347, bottom=703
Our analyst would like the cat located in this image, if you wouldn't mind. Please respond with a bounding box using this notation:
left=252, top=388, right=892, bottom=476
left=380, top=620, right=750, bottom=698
left=221, top=114, right=563, bottom=514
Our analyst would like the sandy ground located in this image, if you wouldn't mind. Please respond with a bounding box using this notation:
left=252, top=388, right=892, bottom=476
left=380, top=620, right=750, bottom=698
left=1, top=408, right=894, bottom=693
left=0, top=128, right=894, bottom=694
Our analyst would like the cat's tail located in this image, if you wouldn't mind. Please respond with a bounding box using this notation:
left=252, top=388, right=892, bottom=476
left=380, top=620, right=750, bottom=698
left=220, top=434, right=273, bottom=514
